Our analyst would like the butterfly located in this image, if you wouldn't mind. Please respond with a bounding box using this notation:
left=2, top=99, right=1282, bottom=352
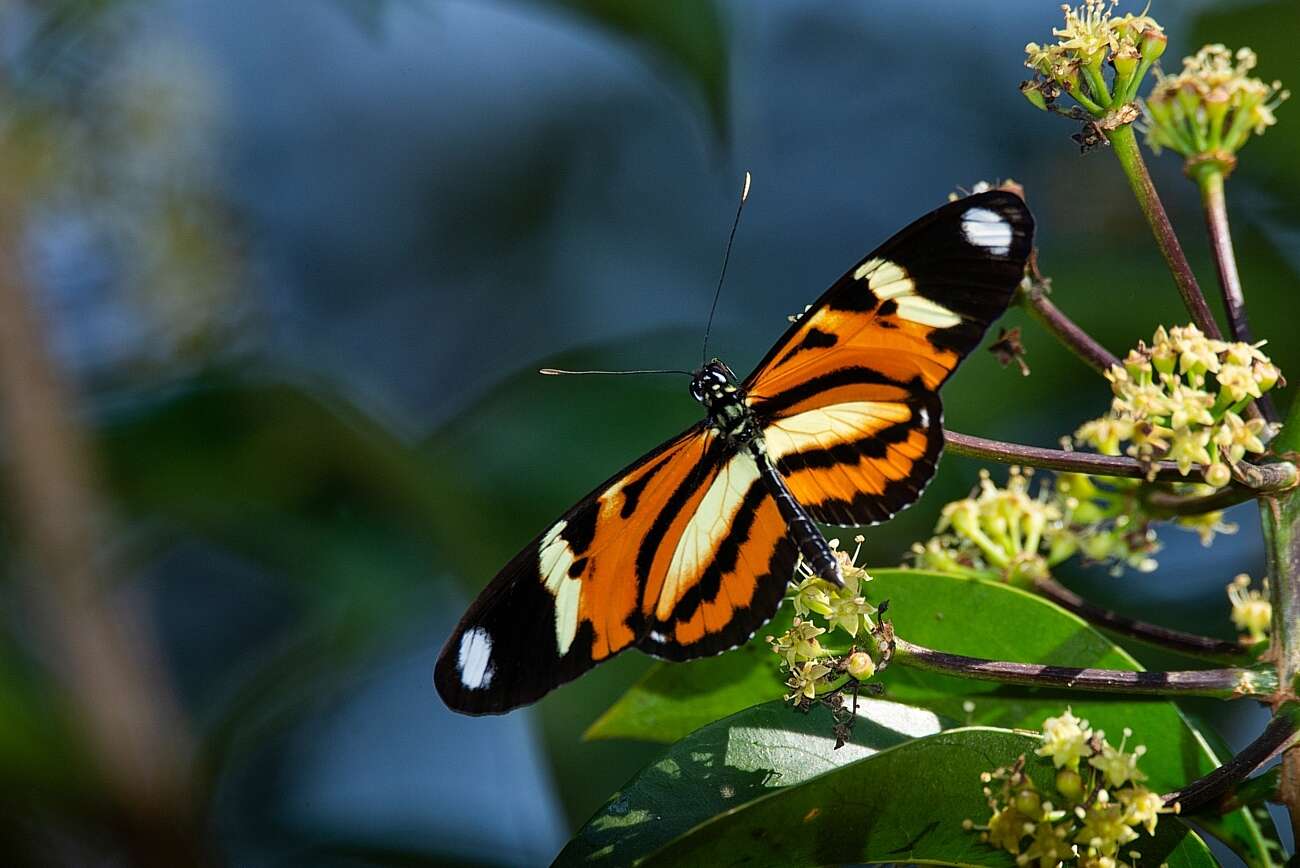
left=436, top=190, right=1034, bottom=714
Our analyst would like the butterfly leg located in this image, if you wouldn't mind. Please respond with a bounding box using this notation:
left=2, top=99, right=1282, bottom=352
left=753, top=450, right=843, bottom=587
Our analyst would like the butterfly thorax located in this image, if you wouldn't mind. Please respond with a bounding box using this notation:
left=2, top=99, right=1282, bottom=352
left=691, top=360, right=762, bottom=448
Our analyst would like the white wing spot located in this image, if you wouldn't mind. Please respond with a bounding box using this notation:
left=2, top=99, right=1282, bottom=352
left=961, top=207, right=1013, bottom=256
left=648, top=630, right=668, bottom=643
left=917, top=406, right=930, bottom=427
left=458, top=627, right=494, bottom=690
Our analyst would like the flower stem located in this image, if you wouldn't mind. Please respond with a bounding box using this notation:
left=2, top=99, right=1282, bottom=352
left=1192, top=163, right=1279, bottom=424
left=1032, top=576, right=1247, bottom=663
left=1260, top=469, right=1300, bottom=843
left=1017, top=264, right=1120, bottom=375
left=889, top=636, right=1272, bottom=699
left=1107, top=123, right=1223, bottom=339
left=943, top=429, right=1298, bottom=491
left=1162, top=704, right=1300, bottom=813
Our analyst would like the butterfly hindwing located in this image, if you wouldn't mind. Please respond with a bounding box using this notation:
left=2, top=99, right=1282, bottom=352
left=745, top=190, right=1033, bottom=526
left=637, top=448, right=800, bottom=661
left=435, top=427, right=798, bottom=713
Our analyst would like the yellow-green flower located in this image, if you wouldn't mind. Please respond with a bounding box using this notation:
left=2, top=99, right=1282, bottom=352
left=1074, top=324, right=1280, bottom=488
left=1144, top=44, right=1289, bottom=171
left=1037, top=708, right=1094, bottom=771
left=1227, top=573, right=1271, bottom=643
left=1022, top=0, right=1166, bottom=119
left=1087, top=728, right=1147, bottom=788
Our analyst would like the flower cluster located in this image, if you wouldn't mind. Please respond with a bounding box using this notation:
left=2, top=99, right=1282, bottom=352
left=1022, top=1, right=1166, bottom=122
left=909, top=466, right=1222, bottom=581
left=1073, top=324, right=1280, bottom=488
left=1227, top=573, right=1271, bottom=645
left=910, top=467, right=1069, bottom=584
left=768, top=537, right=878, bottom=705
left=1145, top=44, right=1289, bottom=170
left=969, top=710, right=1176, bottom=867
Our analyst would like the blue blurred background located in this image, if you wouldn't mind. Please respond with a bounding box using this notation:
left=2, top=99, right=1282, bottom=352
left=2, top=0, right=1298, bottom=865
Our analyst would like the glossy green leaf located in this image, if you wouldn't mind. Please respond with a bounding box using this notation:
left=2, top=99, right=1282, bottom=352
left=566, top=725, right=1214, bottom=868
left=588, top=568, right=1273, bottom=863
left=558, top=698, right=952, bottom=866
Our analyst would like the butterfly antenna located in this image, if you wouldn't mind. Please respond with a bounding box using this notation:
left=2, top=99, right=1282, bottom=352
left=701, top=171, right=751, bottom=366
left=539, top=368, right=692, bottom=377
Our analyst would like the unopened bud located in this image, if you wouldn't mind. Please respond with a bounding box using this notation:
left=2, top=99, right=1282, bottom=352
left=1205, top=462, right=1232, bottom=488
left=1055, top=768, right=1084, bottom=802
left=1014, top=788, right=1042, bottom=818
left=1140, top=29, right=1167, bottom=63
left=1020, top=81, right=1049, bottom=111
left=846, top=651, right=876, bottom=680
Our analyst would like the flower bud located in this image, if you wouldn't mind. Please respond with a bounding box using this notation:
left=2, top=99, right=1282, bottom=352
left=1113, top=46, right=1139, bottom=81
left=1014, top=788, right=1042, bottom=818
left=1140, top=28, right=1167, bottom=63
left=1055, top=768, right=1084, bottom=802
left=846, top=651, right=876, bottom=680
left=1205, top=462, right=1232, bottom=489
left=1020, top=81, right=1049, bottom=111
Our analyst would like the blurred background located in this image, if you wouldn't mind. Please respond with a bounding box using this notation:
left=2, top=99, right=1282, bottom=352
left=1, top=0, right=1298, bottom=865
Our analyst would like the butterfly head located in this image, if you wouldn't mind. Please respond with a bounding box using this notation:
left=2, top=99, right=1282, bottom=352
left=690, top=359, right=737, bottom=405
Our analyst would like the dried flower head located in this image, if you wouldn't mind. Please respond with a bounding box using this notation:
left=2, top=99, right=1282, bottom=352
left=1144, top=44, right=1289, bottom=172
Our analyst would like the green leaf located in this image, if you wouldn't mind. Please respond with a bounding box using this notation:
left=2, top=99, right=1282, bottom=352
left=588, top=568, right=1273, bottom=864
left=543, top=0, right=730, bottom=136
left=563, top=724, right=1215, bottom=868
left=559, top=698, right=953, bottom=867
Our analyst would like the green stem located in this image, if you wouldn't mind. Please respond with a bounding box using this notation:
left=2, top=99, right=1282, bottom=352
left=889, top=637, right=1273, bottom=699
left=1257, top=395, right=1300, bottom=847
left=1107, top=124, right=1223, bottom=339
left=1192, top=164, right=1279, bottom=425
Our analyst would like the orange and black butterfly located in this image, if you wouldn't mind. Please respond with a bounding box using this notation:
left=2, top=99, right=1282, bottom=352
left=436, top=190, right=1034, bottom=714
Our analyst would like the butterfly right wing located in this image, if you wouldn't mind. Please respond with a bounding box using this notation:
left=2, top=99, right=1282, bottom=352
left=435, top=424, right=800, bottom=714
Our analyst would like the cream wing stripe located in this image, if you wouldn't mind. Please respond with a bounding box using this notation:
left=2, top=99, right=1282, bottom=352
left=852, top=257, right=961, bottom=328
left=764, top=401, right=914, bottom=460
left=656, top=452, right=761, bottom=621
left=538, top=520, right=583, bottom=656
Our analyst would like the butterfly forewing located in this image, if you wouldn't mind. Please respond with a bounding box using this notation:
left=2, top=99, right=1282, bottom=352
left=745, top=190, right=1034, bottom=526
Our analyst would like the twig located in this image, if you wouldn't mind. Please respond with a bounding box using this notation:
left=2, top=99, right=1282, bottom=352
left=1107, top=124, right=1224, bottom=340
left=1162, top=705, right=1300, bottom=812
left=944, top=429, right=1297, bottom=492
left=1138, top=482, right=1259, bottom=517
left=1033, top=576, right=1247, bottom=662
left=890, top=637, right=1272, bottom=699
left=1017, top=253, right=1121, bottom=376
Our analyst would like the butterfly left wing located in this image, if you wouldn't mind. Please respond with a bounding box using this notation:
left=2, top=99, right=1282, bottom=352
left=435, top=425, right=800, bottom=714
left=744, top=190, right=1034, bottom=526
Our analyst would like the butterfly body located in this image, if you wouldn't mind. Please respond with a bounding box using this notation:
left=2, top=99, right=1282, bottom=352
left=692, top=359, right=845, bottom=586
left=437, top=191, right=1035, bottom=715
